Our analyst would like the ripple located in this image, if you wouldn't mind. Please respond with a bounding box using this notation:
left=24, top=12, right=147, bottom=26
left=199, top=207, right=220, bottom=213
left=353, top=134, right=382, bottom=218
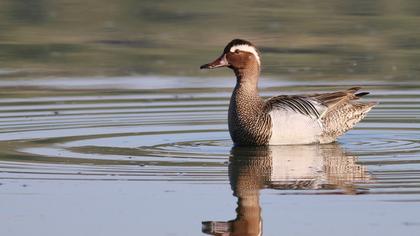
left=1, top=76, right=420, bottom=195
left=342, top=130, right=420, bottom=157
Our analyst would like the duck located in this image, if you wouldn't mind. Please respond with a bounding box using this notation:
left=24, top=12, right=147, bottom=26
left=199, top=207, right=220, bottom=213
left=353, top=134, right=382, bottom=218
left=202, top=145, right=370, bottom=235
left=200, top=39, right=377, bottom=146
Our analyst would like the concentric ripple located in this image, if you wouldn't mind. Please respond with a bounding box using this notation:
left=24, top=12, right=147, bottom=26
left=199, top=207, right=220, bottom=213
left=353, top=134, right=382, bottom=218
left=1, top=76, right=420, bottom=194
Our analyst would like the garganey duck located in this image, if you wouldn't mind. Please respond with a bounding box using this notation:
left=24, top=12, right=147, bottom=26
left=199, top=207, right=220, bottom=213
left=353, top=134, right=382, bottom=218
left=202, top=145, right=370, bottom=235
left=200, top=39, right=376, bottom=146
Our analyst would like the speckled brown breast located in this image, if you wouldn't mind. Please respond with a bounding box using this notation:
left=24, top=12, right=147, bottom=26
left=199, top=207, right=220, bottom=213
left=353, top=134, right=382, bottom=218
left=228, top=84, right=272, bottom=146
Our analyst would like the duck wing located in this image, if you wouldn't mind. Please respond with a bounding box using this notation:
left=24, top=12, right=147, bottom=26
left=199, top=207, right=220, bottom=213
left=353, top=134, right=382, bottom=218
left=265, top=87, right=372, bottom=118
left=307, top=87, right=370, bottom=116
left=264, top=87, right=376, bottom=144
left=264, top=95, right=326, bottom=144
left=264, top=95, right=327, bottom=120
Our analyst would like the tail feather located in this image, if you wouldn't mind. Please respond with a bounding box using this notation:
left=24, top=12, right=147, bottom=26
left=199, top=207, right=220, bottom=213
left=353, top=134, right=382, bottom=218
left=320, top=101, right=377, bottom=143
left=306, top=86, right=376, bottom=143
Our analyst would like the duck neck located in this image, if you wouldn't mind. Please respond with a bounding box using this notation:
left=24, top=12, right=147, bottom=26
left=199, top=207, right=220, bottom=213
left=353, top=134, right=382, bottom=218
left=234, top=67, right=260, bottom=89
left=229, top=67, right=264, bottom=126
left=232, top=67, right=262, bottom=105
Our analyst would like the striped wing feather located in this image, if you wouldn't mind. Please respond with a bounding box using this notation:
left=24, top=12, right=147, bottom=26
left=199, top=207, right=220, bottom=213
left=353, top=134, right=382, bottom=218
left=265, top=87, right=376, bottom=143
left=264, top=95, right=326, bottom=119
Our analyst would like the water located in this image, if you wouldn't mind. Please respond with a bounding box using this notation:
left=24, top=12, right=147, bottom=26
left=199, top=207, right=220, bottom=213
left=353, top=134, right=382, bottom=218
left=1, top=75, right=419, bottom=235
left=1, top=0, right=420, bottom=235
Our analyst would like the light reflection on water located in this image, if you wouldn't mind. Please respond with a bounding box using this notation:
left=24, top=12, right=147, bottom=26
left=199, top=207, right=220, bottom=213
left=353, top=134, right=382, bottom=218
left=0, top=76, right=418, bottom=184
left=1, top=0, right=420, bottom=235
left=0, top=76, right=420, bottom=235
left=203, top=144, right=370, bottom=235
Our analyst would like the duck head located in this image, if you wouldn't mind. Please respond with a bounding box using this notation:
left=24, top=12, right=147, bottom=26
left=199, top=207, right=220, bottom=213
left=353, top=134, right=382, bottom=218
left=200, top=39, right=261, bottom=71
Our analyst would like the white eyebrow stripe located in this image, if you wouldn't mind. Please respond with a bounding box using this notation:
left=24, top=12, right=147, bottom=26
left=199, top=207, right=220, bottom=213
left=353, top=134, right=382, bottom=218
left=230, top=44, right=261, bottom=67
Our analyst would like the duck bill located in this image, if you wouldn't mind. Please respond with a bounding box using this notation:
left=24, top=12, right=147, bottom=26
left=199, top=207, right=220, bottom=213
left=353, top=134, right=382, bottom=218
left=200, top=54, right=229, bottom=69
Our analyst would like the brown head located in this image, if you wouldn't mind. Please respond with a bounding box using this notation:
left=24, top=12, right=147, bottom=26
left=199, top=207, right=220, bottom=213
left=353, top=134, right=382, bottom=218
left=200, top=39, right=261, bottom=73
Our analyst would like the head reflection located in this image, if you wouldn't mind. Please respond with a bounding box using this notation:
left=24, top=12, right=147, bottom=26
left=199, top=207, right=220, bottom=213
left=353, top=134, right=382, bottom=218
left=202, top=144, right=370, bottom=236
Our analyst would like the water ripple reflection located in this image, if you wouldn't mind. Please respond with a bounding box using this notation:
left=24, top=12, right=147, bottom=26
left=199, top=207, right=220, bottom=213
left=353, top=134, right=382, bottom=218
left=203, top=144, right=370, bottom=235
left=0, top=76, right=420, bottom=196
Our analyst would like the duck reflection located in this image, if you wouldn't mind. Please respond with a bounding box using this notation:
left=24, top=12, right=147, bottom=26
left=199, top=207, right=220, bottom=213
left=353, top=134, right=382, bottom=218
left=202, top=144, right=370, bottom=236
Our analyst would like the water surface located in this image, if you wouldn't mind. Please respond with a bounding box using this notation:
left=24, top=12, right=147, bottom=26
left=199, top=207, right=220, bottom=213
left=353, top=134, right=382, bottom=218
left=1, top=0, right=420, bottom=235
left=1, top=75, right=420, bottom=235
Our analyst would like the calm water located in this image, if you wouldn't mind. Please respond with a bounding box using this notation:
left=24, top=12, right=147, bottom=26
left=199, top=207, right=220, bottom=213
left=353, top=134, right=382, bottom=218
left=1, top=76, right=420, bottom=235
left=1, top=1, right=420, bottom=236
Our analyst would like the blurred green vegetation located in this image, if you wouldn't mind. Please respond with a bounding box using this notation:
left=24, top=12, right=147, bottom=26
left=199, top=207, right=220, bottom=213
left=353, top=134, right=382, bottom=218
left=0, top=0, right=420, bottom=80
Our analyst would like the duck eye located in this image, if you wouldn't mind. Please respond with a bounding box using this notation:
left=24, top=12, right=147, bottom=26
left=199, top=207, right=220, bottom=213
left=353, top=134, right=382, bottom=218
left=234, top=49, right=240, bottom=54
